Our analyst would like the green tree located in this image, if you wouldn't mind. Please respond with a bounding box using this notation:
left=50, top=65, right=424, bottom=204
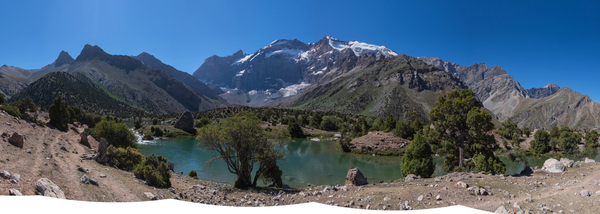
left=188, top=170, right=198, bottom=179
left=133, top=154, right=171, bottom=188
left=196, top=112, right=287, bottom=188
left=559, top=131, right=579, bottom=156
left=401, top=133, right=434, bottom=178
left=0, top=93, right=4, bottom=104
left=134, top=119, right=142, bottom=129
left=309, top=112, right=322, bottom=128
left=195, top=117, right=211, bottom=128
left=530, top=130, right=550, bottom=154
left=48, top=96, right=70, bottom=132
left=523, top=127, right=531, bottom=138
left=287, top=122, right=305, bottom=138
left=508, top=148, right=530, bottom=169
left=429, top=89, right=503, bottom=173
left=380, top=114, right=396, bottom=132
left=320, top=116, right=339, bottom=131
left=584, top=130, right=599, bottom=148
left=550, top=126, right=560, bottom=139
left=152, top=118, right=158, bottom=125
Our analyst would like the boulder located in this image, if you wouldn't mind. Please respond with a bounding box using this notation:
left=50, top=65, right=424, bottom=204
left=174, top=112, right=195, bottom=134
left=584, top=157, right=596, bottom=163
left=81, top=175, right=89, bottom=184
left=0, top=170, right=10, bottom=179
left=8, top=132, right=24, bottom=148
left=404, top=174, right=419, bottom=182
left=560, top=158, right=575, bottom=168
left=144, top=192, right=158, bottom=200
left=495, top=206, right=509, bottom=214
left=542, top=158, right=566, bottom=173
left=79, top=132, right=90, bottom=148
left=345, top=168, right=368, bottom=186
left=581, top=190, right=591, bottom=197
left=95, top=138, right=108, bottom=164
left=11, top=173, right=20, bottom=183
left=35, top=178, right=66, bottom=199
left=9, top=189, right=22, bottom=196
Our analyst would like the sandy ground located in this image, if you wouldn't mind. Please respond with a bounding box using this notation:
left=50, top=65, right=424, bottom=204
left=2, top=110, right=600, bottom=213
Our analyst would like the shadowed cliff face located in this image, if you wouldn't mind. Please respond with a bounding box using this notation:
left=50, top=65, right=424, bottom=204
left=526, top=83, right=561, bottom=99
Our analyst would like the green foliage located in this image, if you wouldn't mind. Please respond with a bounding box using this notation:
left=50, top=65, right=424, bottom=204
left=195, top=118, right=211, bottom=128
left=106, top=145, right=144, bottom=170
left=188, top=170, right=198, bottom=179
left=0, top=93, right=4, bottom=104
left=259, top=165, right=283, bottom=188
left=320, top=116, right=340, bottom=131
left=134, top=119, right=142, bottom=129
left=153, top=127, right=164, bottom=137
left=530, top=130, right=550, bottom=154
left=90, top=120, right=137, bottom=149
left=559, top=131, right=579, bottom=156
left=1, top=105, right=22, bottom=118
left=550, top=126, right=560, bottom=139
left=152, top=118, right=158, bottom=125
left=429, top=89, right=501, bottom=172
left=196, top=112, right=287, bottom=188
left=48, top=96, right=70, bottom=132
left=380, top=114, right=396, bottom=132
left=13, top=97, right=37, bottom=114
left=523, top=127, right=531, bottom=138
left=309, top=112, right=322, bottom=128
left=80, top=112, right=102, bottom=128
left=287, top=122, right=305, bottom=138
left=401, top=133, right=434, bottom=178
left=338, top=137, right=352, bottom=152
left=133, top=154, right=171, bottom=188
left=549, top=138, right=561, bottom=152
left=473, top=153, right=506, bottom=175
left=393, top=118, right=423, bottom=140
left=584, top=130, right=599, bottom=148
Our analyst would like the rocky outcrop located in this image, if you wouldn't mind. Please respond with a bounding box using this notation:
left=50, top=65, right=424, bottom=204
left=95, top=138, right=108, bottom=165
left=542, top=158, right=566, bottom=173
left=345, top=168, right=368, bottom=186
left=526, top=83, right=560, bottom=99
left=8, top=132, right=23, bottom=148
left=560, top=158, right=576, bottom=168
left=79, top=132, right=90, bottom=148
left=174, top=112, right=195, bottom=134
left=35, top=178, right=66, bottom=199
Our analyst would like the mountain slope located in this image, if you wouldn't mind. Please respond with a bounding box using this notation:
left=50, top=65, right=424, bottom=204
left=278, top=54, right=467, bottom=122
left=134, top=52, right=221, bottom=100
left=526, top=83, right=560, bottom=99
left=9, top=72, right=134, bottom=116
left=62, top=44, right=216, bottom=114
left=510, top=87, right=600, bottom=130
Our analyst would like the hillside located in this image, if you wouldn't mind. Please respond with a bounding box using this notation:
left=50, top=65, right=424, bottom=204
left=278, top=54, right=467, bottom=122
left=8, top=72, right=134, bottom=117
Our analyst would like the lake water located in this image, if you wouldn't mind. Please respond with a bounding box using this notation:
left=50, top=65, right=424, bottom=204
left=137, top=137, right=600, bottom=188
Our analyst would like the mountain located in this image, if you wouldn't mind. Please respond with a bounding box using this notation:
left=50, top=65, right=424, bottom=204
left=277, top=54, right=467, bottom=122
left=193, top=35, right=398, bottom=106
left=0, top=51, right=74, bottom=98
left=510, top=87, right=600, bottom=130
left=9, top=72, right=134, bottom=116
left=8, top=45, right=218, bottom=115
left=134, top=52, right=221, bottom=100
left=418, top=57, right=559, bottom=121
left=526, top=83, right=561, bottom=99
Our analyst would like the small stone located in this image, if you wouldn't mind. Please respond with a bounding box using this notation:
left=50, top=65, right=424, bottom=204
left=0, top=171, right=10, bottom=179
left=9, top=189, right=22, bottom=196
left=454, top=181, right=468, bottom=188
left=418, top=195, right=423, bottom=201
left=11, top=174, right=20, bottom=183
left=144, top=192, right=157, bottom=200
left=99, top=174, right=106, bottom=178
left=89, top=178, right=98, bottom=185
left=580, top=190, right=590, bottom=197
left=81, top=174, right=89, bottom=184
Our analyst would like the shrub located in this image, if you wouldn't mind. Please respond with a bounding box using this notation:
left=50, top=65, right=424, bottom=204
left=584, top=130, right=599, bottom=148
left=401, top=133, right=434, bottom=178
left=195, top=118, right=211, bottom=128
left=90, top=120, right=137, bottom=149
left=134, top=120, right=142, bottom=129
left=1, top=105, right=22, bottom=118
left=320, top=116, right=339, bottom=131
left=188, top=170, right=198, bottom=179
left=106, top=145, right=144, bottom=170
left=0, top=93, right=4, bottom=104
left=154, top=127, right=164, bottom=137
left=152, top=118, right=158, bottom=125
left=133, top=154, right=171, bottom=188
left=48, top=96, right=70, bottom=132
left=287, top=122, right=305, bottom=138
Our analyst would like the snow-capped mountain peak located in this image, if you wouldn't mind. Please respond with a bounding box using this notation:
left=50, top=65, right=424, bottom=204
left=324, top=35, right=397, bottom=57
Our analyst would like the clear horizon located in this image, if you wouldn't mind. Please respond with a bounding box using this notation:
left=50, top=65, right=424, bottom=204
left=1, top=0, right=599, bottom=101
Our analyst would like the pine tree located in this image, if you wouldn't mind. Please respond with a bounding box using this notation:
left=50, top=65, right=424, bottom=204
left=48, top=96, right=70, bottom=132
left=401, top=133, right=434, bottom=178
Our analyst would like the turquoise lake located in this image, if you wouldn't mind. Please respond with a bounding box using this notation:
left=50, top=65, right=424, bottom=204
left=137, top=137, right=600, bottom=188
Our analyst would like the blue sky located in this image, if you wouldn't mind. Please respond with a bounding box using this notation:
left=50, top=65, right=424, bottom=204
left=1, top=0, right=599, bottom=100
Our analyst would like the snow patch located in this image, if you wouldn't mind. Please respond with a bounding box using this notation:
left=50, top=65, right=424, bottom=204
left=279, top=82, right=311, bottom=97
left=311, top=67, right=327, bottom=75
left=248, top=90, right=258, bottom=96
left=327, top=37, right=397, bottom=57
left=232, top=54, right=252, bottom=66
left=265, top=48, right=305, bottom=60
left=235, top=69, right=246, bottom=77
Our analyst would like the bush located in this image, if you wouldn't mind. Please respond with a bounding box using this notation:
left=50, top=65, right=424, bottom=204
left=0, top=93, right=4, bottom=104
left=195, top=118, right=211, bottom=128
left=584, top=130, right=599, bottom=148
left=1, top=105, right=22, bottom=118
left=134, top=120, right=142, bottom=129
left=401, top=133, right=434, bottom=178
left=188, top=170, right=198, bottom=179
left=287, top=122, right=305, bottom=138
left=473, top=153, right=506, bottom=175
left=152, top=118, right=158, bottom=125
left=133, top=154, right=171, bottom=188
left=320, top=116, right=339, bottom=131
left=106, top=145, right=144, bottom=170
left=90, top=120, right=137, bottom=149
left=154, top=127, right=164, bottom=137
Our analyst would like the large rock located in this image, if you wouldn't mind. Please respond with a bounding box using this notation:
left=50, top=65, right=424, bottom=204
left=0, top=170, right=10, bottom=179
left=8, top=132, right=24, bottom=148
left=35, top=178, right=66, bottom=199
left=542, top=158, right=566, bottom=173
left=9, top=189, right=22, bottom=196
left=95, top=138, right=108, bottom=164
left=174, top=112, right=195, bottom=134
left=585, top=157, right=596, bottom=163
left=345, top=168, right=368, bottom=186
left=560, top=158, right=575, bottom=168
left=79, top=132, right=90, bottom=148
